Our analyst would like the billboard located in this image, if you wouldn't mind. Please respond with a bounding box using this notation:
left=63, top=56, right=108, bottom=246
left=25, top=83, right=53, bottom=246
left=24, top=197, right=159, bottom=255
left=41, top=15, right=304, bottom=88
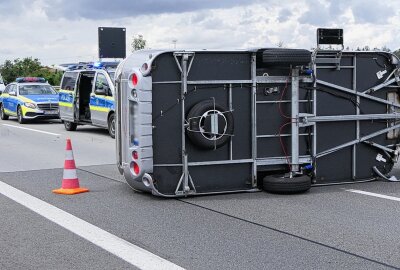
left=98, top=27, right=126, bottom=59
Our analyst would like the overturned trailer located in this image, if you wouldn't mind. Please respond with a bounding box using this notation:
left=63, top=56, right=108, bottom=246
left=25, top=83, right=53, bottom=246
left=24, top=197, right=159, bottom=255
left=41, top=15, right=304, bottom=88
left=115, top=31, right=400, bottom=197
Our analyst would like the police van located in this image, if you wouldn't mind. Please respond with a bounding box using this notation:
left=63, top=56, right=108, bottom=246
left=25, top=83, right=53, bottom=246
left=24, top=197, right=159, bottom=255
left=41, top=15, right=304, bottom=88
left=0, top=77, right=59, bottom=123
left=58, top=63, right=116, bottom=138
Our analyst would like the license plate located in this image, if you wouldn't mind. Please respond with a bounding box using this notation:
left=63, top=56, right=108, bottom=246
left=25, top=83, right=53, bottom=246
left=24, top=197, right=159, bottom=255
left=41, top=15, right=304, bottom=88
left=44, top=110, right=58, bottom=115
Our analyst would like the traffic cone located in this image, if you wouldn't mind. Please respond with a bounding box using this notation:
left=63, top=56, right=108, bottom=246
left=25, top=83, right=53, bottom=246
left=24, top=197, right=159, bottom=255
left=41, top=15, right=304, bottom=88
left=53, top=138, right=89, bottom=195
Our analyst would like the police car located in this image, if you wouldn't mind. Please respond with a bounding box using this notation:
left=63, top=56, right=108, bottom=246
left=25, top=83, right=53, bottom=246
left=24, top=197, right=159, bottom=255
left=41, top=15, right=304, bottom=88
left=0, top=77, right=59, bottom=124
left=0, top=73, right=5, bottom=93
left=58, top=62, right=116, bottom=138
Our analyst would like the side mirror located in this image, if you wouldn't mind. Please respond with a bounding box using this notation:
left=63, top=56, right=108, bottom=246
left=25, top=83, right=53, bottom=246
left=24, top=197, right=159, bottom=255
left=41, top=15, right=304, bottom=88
left=9, top=91, right=16, bottom=96
left=94, top=88, right=106, bottom=95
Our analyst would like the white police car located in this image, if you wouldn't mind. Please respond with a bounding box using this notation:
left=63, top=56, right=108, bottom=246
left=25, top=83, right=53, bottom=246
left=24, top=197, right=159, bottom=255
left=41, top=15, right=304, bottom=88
left=0, top=77, right=59, bottom=124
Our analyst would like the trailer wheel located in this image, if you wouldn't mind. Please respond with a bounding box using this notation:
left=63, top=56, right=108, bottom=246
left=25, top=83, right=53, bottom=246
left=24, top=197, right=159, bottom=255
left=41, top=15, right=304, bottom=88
left=187, top=100, right=234, bottom=150
left=64, top=121, right=77, bottom=131
left=262, top=49, right=311, bottom=66
left=263, top=174, right=311, bottom=194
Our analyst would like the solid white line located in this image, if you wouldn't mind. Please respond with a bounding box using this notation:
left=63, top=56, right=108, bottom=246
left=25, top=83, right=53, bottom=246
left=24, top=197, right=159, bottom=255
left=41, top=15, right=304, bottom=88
left=346, top=189, right=400, bottom=202
left=0, top=181, right=185, bottom=270
left=2, top=124, right=61, bottom=136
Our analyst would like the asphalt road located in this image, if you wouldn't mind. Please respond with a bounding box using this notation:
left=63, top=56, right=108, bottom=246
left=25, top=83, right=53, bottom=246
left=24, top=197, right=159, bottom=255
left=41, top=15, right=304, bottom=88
left=2, top=117, right=400, bottom=269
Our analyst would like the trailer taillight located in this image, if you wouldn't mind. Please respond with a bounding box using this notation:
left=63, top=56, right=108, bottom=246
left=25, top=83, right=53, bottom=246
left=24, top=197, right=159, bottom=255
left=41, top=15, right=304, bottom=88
left=131, top=161, right=140, bottom=175
left=132, top=151, right=138, bottom=160
left=131, top=73, right=138, bottom=87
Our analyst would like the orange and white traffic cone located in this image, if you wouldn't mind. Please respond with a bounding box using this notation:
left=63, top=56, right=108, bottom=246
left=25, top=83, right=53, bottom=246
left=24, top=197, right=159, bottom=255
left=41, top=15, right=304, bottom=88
left=53, top=138, right=89, bottom=195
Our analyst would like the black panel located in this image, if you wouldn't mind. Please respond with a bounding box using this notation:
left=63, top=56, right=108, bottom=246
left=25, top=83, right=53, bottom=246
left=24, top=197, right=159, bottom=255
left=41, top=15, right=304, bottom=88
left=317, top=28, right=343, bottom=45
left=152, top=83, right=181, bottom=164
left=153, top=164, right=252, bottom=195
left=98, top=27, right=126, bottom=58
left=188, top=53, right=251, bottom=81
left=316, top=148, right=352, bottom=182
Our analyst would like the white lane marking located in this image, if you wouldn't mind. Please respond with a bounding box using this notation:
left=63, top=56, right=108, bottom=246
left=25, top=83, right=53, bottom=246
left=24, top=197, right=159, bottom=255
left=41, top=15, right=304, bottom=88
left=2, top=124, right=61, bottom=136
left=0, top=181, right=185, bottom=270
left=346, top=189, right=400, bottom=202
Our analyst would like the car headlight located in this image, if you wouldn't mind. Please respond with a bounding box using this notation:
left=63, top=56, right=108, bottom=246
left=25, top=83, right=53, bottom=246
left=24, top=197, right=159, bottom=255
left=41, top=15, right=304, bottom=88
left=24, top=102, right=37, bottom=109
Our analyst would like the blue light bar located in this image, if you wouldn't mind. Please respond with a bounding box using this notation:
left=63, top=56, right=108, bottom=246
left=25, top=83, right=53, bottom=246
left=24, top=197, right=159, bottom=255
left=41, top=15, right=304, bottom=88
left=16, top=77, right=46, bottom=83
left=93, top=62, right=104, bottom=69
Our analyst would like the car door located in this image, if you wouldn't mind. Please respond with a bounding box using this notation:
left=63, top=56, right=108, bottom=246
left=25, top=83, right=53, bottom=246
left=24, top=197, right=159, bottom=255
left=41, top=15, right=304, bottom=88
left=59, top=72, right=78, bottom=122
left=90, top=72, right=109, bottom=126
left=8, top=84, right=18, bottom=115
left=1, top=84, right=11, bottom=113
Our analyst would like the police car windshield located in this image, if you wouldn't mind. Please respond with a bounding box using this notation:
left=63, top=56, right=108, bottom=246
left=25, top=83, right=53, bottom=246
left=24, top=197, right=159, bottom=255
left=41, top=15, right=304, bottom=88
left=108, top=71, right=115, bottom=82
left=19, top=85, right=57, bottom=95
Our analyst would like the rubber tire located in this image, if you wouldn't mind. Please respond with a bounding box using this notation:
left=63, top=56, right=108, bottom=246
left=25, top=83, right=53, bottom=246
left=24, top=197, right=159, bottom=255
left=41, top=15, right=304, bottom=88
left=262, top=48, right=311, bottom=66
left=17, top=106, right=26, bottom=124
left=108, top=113, right=115, bottom=139
left=263, top=174, right=311, bottom=194
left=0, top=104, right=9, bottom=120
left=64, top=121, right=77, bottom=131
left=187, top=100, right=234, bottom=149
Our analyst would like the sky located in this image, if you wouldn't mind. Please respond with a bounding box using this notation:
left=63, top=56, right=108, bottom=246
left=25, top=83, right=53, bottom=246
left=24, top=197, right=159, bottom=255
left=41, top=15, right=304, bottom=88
left=0, top=0, right=399, bottom=66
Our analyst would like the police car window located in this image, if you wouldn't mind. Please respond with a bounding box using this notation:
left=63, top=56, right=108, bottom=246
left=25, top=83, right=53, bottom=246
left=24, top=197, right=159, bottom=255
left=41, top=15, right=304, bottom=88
left=3, top=84, right=12, bottom=94
left=95, top=73, right=109, bottom=90
left=19, top=85, right=57, bottom=95
left=108, top=71, right=115, bottom=82
left=61, top=72, right=78, bottom=91
left=10, top=85, right=16, bottom=93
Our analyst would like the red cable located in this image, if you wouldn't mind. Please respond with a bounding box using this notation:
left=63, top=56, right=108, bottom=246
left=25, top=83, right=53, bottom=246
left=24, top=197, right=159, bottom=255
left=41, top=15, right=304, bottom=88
left=278, top=76, right=291, bottom=119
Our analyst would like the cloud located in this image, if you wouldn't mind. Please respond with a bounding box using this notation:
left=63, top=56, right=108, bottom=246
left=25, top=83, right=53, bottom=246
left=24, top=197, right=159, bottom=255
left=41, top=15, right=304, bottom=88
left=0, top=0, right=399, bottom=66
left=42, top=0, right=261, bottom=20
left=299, top=0, right=396, bottom=26
left=351, top=2, right=395, bottom=24
left=277, top=8, right=292, bottom=23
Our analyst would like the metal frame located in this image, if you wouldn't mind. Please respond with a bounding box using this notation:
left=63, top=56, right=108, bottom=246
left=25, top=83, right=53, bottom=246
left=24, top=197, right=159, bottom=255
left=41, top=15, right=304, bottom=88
left=174, top=52, right=196, bottom=196
left=291, top=68, right=300, bottom=173
left=295, top=54, right=400, bottom=169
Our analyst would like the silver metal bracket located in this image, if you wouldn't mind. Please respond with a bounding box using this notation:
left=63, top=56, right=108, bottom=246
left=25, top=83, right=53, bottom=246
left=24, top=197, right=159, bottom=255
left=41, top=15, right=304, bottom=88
left=298, top=113, right=315, bottom=127
left=291, top=68, right=300, bottom=172
left=174, top=52, right=197, bottom=196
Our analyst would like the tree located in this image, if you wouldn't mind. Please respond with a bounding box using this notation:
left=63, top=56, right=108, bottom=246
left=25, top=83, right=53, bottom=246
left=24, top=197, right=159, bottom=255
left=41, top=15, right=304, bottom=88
left=0, top=57, right=63, bottom=85
left=276, top=41, right=285, bottom=48
left=381, top=45, right=391, bottom=52
left=131, top=35, right=147, bottom=52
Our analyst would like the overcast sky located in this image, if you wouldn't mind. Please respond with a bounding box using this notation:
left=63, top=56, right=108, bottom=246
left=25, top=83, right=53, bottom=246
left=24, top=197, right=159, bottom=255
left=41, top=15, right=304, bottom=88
left=0, top=0, right=399, bottom=66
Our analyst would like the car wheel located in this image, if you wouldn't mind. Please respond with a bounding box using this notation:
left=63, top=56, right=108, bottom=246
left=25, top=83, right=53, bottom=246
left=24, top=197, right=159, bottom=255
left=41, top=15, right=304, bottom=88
left=0, top=104, right=9, bottom=120
left=108, top=113, right=115, bottom=139
left=17, top=106, right=26, bottom=124
left=64, top=121, right=77, bottom=131
left=263, top=174, right=311, bottom=194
